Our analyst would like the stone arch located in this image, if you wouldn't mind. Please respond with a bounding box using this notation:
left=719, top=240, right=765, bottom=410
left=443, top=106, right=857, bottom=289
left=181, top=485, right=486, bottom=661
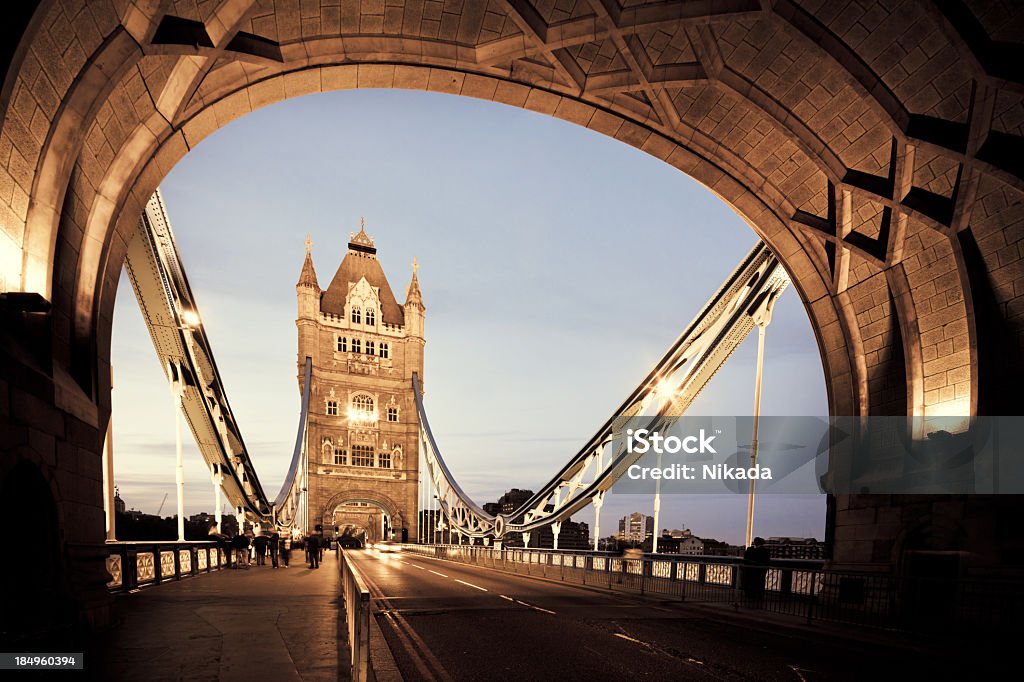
left=2, top=0, right=1023, bottom=593
left=320, top=488, right=407, bottom=532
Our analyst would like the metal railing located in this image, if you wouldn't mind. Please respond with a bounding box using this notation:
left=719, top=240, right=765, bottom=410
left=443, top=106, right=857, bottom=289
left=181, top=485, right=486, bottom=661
left=401, top=544, right=1024, bottom=632
left=338, top=549, right=371, bottom=682
left=105, top=541, right=229, bottom=592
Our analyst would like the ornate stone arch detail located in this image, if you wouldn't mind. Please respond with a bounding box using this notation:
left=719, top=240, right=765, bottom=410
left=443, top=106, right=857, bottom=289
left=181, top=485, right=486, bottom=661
left=319, top=488, right=405, bottom=530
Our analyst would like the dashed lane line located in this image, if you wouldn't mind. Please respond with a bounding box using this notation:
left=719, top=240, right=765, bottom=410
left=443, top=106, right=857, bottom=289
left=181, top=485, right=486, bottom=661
left=454, top=579, right=487, bottom=591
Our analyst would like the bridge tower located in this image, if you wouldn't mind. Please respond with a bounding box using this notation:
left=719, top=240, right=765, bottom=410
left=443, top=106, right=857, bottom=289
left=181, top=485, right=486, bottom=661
left=296, top=222, right=422, bottom=543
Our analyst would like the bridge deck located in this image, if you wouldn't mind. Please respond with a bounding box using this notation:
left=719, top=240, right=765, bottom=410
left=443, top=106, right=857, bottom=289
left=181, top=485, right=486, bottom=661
left=92, top=553, right=345, bottom=680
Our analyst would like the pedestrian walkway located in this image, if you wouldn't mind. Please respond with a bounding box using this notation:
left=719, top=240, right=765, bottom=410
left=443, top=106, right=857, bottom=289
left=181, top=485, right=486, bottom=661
left=90, top=551, right=346, bottom=681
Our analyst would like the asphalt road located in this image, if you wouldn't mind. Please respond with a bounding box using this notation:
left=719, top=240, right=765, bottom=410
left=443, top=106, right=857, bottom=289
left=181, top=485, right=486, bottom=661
left=349, top=548, right=1006, bottom=681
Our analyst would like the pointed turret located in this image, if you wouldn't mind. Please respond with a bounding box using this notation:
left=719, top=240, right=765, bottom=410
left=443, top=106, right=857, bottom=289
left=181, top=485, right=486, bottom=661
left=404, top=255, right=425, bottom=372
left=297, top=233, right=319, bottom=289
left=405, top=256, right=424, bottom=310
left=296, top=234, right=320, bottom=371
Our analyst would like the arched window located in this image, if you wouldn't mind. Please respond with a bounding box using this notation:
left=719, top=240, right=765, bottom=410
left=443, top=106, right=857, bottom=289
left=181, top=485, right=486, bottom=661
left=351, top=338, right=362, bottom=354
left=387, top=406, right=399, bottom=422
left=366, top=308, right=376, bottom=326
left=378, top=449, right=391, bottom=469
left=380, top=343, right=389, bottom=359
left=366, top=340, right=375, bottom=356
left=326, top=400, right=338, bottom=416
left=350, top=394, right=375, bottom=423
left=351, top=306, right=361, bottom=324
left=333, top=448, right=346, bottom=465
left=337, top=336, right=347, bottom=352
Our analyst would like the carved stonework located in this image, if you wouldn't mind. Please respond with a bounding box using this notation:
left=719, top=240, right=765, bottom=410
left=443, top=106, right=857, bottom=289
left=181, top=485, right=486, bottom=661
left=136, top=553, right=155, bottom=582
left=106, top=555, right=122, bottom=588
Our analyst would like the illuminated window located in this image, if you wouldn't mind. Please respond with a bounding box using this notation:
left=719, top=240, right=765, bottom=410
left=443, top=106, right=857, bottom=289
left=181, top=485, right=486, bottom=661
left=366, top=340, right=375, bottom=356
left=352, top=338, right=362, bottom=354
left=387, top=406, right=399, bottom=422
left=380, top=343, right=389, bottom=359
left=352, top=394, right=374, bottom=417
left=337, top=336, right=347, bottom=352
left=366, top=308, right=376, bottom=326
left=326, top=401, right=338, bottom=416
left=378, top=450, right=391, bottom=469
left=351, top=445, right=374, bottom=467
left=351, top=307, right=361, bottom=324
left=333, top=448, right=346, bottom=465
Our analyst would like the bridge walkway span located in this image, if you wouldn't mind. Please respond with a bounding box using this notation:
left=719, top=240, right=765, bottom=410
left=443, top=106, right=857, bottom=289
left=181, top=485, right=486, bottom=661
left=91, top=555, right=346, bottom=680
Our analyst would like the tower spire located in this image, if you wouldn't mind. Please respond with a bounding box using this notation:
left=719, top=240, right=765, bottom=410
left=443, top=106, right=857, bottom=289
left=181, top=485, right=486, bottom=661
left=297, top=234, right=319, bottom=288
left=406, top=256, right=423, bottom=307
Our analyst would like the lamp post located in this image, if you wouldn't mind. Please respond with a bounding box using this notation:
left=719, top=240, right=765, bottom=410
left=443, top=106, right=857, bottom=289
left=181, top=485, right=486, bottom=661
left=744, top=294, right=778, bottom=549
left=171, top=364, right=186, bottom=542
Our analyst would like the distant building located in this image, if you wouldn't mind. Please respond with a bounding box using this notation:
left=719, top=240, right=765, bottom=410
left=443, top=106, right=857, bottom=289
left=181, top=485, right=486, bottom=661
left=113, top=490, right=126, bottom=514
left=618, top=512, right=654, bottom=544
left=765, top=536, right=824, bottom=560
left=654, top=529, right=703, bottom=555
left=662, top=528, right=692, bottom=539
left=701, top=537, right=743, bottom=557
left=498, top=488, right=533, bottom=517
left=189, top=512, right=216, bottom=528
left=531, top=519, right=590, bottom=550
left=482, top=502, right=501, bottom=516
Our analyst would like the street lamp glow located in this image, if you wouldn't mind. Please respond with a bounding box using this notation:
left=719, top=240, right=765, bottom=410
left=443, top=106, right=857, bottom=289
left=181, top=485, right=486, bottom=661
left=181, top=310, right=201, bottom=327
left=654, top=378, right=677, bottom=403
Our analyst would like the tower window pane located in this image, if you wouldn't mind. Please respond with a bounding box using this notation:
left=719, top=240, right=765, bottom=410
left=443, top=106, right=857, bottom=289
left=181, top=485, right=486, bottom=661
left=351, top=445, right=374, bottom=467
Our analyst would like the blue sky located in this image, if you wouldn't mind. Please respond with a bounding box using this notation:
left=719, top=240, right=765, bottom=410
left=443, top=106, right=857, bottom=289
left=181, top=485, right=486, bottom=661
left=111, top=89, right=827, bottom=544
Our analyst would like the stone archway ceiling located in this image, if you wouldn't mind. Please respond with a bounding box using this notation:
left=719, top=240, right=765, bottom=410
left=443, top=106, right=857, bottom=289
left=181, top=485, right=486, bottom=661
left=130, top=0, right=1024, bottom=297
left=5, top=0, right=1024, bottom=423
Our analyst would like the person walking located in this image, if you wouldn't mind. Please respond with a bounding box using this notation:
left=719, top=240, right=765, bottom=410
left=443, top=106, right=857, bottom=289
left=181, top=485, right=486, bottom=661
left=230, top=532, right=250, bottom=569
left=742, top=537, right=771, bottom=599
left=269, top=532, right=280, bottom=568
left=253, top=534, right=269, bottom=566
left=307, top=531, right=321, bottom=569
left=281, top=535, right=291, bottom=568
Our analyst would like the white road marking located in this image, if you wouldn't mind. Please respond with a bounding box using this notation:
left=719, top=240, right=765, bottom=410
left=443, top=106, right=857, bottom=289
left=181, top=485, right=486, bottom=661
left=411, top=563, right=426, bottom=570
left=614, top=633, right=645, bottom=645
left=499, top=595, right=514, bottom=602
left=514, top=599, right=556, bottom=615
left=455, top=579, right=487, bottom=591
left=428, top=570, right=449, bottom=578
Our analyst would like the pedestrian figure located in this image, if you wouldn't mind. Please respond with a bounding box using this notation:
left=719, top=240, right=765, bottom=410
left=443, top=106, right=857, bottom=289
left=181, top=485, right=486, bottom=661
left=742, top=537, right=771, bottom=599
left=230, top=532, right=250, bottom=569
left=282, top=535, right=291, bottom=568
left=307, top=531, right=321, bottom=569
left=269, top=532, right=280, bottom=568
left=253, top=534, right=269, bottom=566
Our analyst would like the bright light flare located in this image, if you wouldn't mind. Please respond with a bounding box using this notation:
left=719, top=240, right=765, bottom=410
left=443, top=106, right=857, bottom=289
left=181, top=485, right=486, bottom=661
left=653, top=378, right=678, bottom=403
left=181, top=310, right=201, bottom=327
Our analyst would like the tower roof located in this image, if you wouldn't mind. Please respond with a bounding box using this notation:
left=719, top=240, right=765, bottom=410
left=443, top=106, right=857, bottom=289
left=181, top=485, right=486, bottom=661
left=320, top=220, right=405, bottom=325
left=297, top=233, right=319, bottom=288
left=348, top=217, right=376, bottom=254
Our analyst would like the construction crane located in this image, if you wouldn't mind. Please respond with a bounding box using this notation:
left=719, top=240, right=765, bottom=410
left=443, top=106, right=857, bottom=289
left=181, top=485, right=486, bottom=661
left=156, top=493, right=168, bottom=517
